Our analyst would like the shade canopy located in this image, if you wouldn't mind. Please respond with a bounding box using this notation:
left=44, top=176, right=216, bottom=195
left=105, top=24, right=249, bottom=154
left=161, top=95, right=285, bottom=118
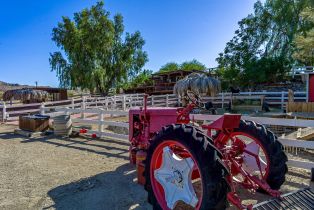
left=173, top=73, right=221, bottom=98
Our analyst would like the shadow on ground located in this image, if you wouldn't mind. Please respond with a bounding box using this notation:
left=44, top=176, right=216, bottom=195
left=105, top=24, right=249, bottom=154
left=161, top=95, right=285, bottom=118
left=44, top=163, right=150, bottom=210
left=0, top=131, right=130, bottom=160
left=0, top=131, right=20, bottom=140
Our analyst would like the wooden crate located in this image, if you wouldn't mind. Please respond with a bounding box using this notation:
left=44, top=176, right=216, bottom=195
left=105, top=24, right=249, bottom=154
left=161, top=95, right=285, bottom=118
left=19, top=116, right=49, bottom=132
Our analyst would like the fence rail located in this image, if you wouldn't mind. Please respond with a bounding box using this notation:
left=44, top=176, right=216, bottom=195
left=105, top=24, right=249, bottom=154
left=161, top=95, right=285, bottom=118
left=42, top=107, right=129, bottom=141
left=0, top=91, right=307, bottom=122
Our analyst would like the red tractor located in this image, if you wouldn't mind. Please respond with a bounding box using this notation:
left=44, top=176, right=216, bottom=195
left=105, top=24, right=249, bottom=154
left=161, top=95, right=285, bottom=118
left=129, top=95, right=287, bottom=210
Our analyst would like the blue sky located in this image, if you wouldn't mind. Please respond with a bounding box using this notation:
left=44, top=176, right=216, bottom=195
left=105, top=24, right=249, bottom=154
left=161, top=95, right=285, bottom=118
left=0, top=0, right=256, bottom=87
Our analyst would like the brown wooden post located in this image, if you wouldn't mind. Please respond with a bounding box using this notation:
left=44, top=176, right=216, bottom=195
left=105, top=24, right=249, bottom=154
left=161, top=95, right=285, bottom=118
left=288, top=89, right=294, bottom=102
left=287, top=89, right=294, bottom=113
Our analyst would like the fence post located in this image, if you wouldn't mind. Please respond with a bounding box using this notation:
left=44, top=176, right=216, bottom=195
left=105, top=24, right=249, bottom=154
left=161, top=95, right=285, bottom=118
left=65, top=107, right=69, bottom=116
left=221, top=92, right=224, bottom=109
left=281, top=91, right=285, bottom=111
left=40, top=102, right=45, bottom=115
left=129, top=95, right=133, bottom=108
left=81, top=96, right=86, bottom=119
left=152, top=95, right=155, bottom=106
left=123, top=96, right=126, bottom=111
left=105, top=98, right=109, bottom=110
left=114, top=95, right=116, bottom=109
left=71, top=98, right=75, bottom=109
left=166, top=94, right=169, bottom=107
left=81, top=102, right=85, bottom=119
left=2, top=102, right=6, bottom=122
left=98, top=109, right=104, bottom=137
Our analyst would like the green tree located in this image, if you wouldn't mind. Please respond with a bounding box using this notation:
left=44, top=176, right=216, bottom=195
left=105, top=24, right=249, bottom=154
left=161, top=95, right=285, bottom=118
left=120, top=69, right=153, bottom=90
left=159, top=62, right=180, bottom=73
left=216, top=0, right=313, bottom=88
left=216, top=66, right=241, bottom=90
left=50, top=1, right=148, bottom=94
left=180, top=59, right=206, bottom=71
left=242, top=57, right=289, bottom=86
left=158, top=59, right=206, bottom=73
left=293, top=7, right=314, bottom=65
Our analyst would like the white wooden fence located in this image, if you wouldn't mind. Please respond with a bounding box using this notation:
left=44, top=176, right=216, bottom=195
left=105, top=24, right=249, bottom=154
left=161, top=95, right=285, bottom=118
left=0, top=98, right=82, bottom=122
left=203, top=91, right=306, bottom=110
left=81, top=91, right=306, bottom=111
left=83, top=94, right=178, bottom=110
left=54, top=107, right=129, bottom=140
left=0, top=91, right=307, bottom=122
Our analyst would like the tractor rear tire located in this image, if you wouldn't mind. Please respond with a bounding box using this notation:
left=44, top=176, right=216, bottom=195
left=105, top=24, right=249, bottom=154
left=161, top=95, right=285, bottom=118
left=235, top=120, right=288, bottom=190
left=144, top=124, right=230, bottom=210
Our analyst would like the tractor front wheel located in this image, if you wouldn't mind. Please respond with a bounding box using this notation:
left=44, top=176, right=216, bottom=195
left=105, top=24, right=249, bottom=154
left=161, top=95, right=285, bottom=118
left=144, top=124, right=229, bottom=210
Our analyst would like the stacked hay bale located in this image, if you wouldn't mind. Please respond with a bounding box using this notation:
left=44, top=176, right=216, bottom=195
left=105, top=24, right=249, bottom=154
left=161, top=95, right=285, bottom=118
left=3, top=88, right=49, bottom=103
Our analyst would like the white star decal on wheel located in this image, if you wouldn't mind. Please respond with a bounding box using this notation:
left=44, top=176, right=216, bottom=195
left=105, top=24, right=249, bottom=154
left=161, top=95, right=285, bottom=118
left=154, top=146, right=198, bottom=209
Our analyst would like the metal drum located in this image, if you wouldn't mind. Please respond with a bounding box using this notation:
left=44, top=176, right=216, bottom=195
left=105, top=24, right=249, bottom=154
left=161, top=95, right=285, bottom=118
left=53, top=115, right=72, bottom=136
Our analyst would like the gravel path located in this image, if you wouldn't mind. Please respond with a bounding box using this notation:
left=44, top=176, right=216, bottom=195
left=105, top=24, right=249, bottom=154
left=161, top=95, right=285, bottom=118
left=0, top=124, right=312, bottom=210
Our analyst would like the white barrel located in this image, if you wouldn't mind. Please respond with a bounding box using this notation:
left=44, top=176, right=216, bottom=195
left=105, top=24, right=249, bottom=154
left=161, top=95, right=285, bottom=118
left=53, top=115, right=72, bottom=136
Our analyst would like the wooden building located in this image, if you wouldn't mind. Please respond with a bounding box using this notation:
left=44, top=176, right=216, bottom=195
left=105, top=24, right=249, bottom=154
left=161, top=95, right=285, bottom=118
left=125, top=69, right=209, bottom=95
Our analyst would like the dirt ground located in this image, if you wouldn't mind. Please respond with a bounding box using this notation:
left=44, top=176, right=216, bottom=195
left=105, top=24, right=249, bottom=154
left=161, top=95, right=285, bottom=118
left=0, top=124, right=313, bottom=210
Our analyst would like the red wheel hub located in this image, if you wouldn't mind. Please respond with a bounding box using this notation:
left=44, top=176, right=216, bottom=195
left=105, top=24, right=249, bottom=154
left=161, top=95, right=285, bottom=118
left=227, top=132, right=270, bottom=181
